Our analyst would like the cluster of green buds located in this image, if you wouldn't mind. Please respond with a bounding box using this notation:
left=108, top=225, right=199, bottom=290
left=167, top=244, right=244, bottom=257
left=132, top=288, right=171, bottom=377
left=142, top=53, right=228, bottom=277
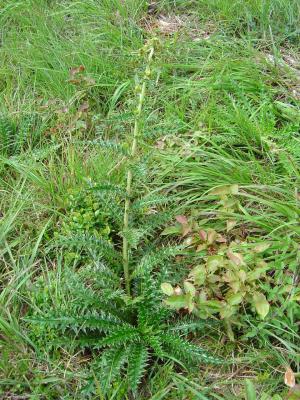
left=138, top=37, right=160, bottom=56
left=123, top=37, right=159, bottom=295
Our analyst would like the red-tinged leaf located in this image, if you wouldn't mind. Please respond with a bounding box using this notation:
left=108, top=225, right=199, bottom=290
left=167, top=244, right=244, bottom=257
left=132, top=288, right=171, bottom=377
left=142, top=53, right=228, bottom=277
left=175, top=215, right=188, bottom=225
left=227, top=250, right=244, bottom=266
left=70, top=65, right=85, bottom=76
left=285, top=367, right=296, bottom=388
left=199, top=230, right=207, bottom=241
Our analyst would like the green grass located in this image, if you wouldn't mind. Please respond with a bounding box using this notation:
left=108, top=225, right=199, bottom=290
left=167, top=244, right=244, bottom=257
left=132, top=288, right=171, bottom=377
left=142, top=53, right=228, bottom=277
left=0, top=0, right=299, bottom=399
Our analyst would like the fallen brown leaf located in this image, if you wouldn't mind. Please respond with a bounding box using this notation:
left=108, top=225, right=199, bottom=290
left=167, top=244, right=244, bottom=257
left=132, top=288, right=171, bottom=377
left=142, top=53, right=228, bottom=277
left=285, top=367, right=296, bottom=388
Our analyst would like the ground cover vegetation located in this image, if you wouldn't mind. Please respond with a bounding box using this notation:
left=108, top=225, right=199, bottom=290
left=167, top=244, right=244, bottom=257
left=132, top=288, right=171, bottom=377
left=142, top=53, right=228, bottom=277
left=0, top=0, right=299, bottom=399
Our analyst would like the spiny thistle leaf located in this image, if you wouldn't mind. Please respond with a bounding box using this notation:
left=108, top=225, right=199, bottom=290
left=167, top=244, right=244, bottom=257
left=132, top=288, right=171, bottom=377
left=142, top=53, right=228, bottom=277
left=145, top=334, right=164, bottom=358
left=28, top=313, right=122, bottom=333
left=128, top=343, right=149, bottom=392
left=161, top=333, right=223, bottom=365
left=100, top=346, right=128, bottom=390
left=97, top=325, right=139, bottom=347
left=0, top=115, right=16, bottom=155
left=169, top=318, right=216, bottom=334
left=134, top=246, right=180, bottom=277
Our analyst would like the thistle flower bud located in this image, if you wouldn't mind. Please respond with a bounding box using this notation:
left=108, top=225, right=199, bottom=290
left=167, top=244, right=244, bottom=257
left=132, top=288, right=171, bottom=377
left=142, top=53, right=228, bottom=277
left=145, top=66, right=151, bottom=77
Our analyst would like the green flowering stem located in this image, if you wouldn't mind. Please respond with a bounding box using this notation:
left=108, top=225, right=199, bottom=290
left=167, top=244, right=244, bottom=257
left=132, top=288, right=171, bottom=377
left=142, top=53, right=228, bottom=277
left=123, top=41, right=155, bottom=296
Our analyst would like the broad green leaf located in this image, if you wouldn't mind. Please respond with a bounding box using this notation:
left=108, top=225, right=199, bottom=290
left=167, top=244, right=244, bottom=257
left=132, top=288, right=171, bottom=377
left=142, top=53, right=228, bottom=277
left=196, top=299, right=222, bottom=316
left=224, top=318, right=235, bottom=342
left=164, top=295, right=188, bottom=309
left=227, top=219, right=237, bottom=232
left=207, top=255, right=224, bottom=273
left=186, top=293, right=195, bottom=313
left=210, top=184, right=239, bottom=196
left=207, top=274, right=219, bottom=284
left=220, top=304, right=236, bottom=319
left=247, top=266, right=268, bottom=282
left=226, top=292, right=244, bottom=306
left=238, top=269, right=247, bottom=283
left=184, top=281, right=196, bottom=296
left=161, top=283, right=174, bottom=296
left=252, top=292, right=270, bottom=319
left=223, top=197, right=238, bottom=209
left=253, top=242, right=271, bottom=253
left=207, top=229, right=217, bottom=244
left=198, top=289, right=207, bottom=302
left=189, top=265, right=206, bottom=286
left=230, top=280, right=241, bottom=293
left=161, top=225, right=181, bottom=236
left=203, top=300, right=223, bottom=310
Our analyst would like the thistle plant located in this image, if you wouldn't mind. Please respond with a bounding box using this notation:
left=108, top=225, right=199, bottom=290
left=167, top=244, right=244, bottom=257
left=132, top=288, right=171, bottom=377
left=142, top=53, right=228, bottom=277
left=27, top=38, right=222, bottom=396
left=122, top=39, right=156, bottom=296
